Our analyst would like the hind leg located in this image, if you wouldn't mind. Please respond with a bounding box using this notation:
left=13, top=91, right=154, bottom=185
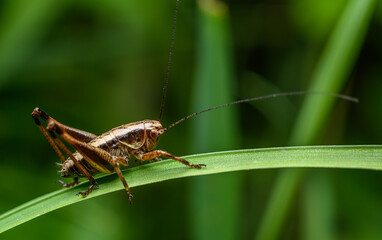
left=57, top=177, right=80, bottom=188
left=32, top=108, right=99, bottom=196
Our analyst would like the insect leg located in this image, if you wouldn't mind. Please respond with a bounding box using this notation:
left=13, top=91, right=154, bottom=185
left=57, top=177, right=80, bottom=188
left=48, top=129, right=99, bottom=197
left=112, top=158, right=134, bottom=204
left=32, top=111, right=66, bottom=163
left=55, top=131, right=133, bottom=202
left=32, top=107, right=97, bottom=143
left=32, top=109, right=92, bottom=190
left=135, top=150, right=206, bottom=169
left=32, top=108, right=101, bottom=196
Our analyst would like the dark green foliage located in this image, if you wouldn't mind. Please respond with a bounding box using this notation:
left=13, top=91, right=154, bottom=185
left=0, top=0, right=381, bottom=239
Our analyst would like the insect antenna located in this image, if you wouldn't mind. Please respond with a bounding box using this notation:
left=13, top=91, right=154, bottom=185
left=158, top=0, right=180, bottom=121
left=159, top=91, right=358, bottom=134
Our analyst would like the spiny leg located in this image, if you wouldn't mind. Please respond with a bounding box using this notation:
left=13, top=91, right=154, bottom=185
left=32, top=107, right=98, bottom=166
left=32, top=107, right=97, bottom=143
left=135, top=150, right=206, bottom=169
left=33, top=107, right=132, bottom=200
left=57, top=177, right=80, bottom=188
left=57, top=130, right=133, bottom=202
left=32, top=109, right=97, bottom=195
left=32, top=112, right=66, bottom=163
left=48, top=130, right=99, bottom=197
left=112, top=157, right=133, bottom=204
left=31, top=108, right=99, bottom=196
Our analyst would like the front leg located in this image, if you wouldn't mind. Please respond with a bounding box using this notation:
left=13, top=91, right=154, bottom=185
left=135, top=150, right=206, bottom=169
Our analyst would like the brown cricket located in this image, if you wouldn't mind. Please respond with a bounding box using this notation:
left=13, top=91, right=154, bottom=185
left=31, top=0, right=204, bottom=204
left=32, top=108, right=205, bottom=203
left=31, top=0, right=358, bottom=204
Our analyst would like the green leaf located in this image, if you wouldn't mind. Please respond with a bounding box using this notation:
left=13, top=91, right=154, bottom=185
left=190, top=1, right=242, bottom=239
left=1, top=145, right=381, bottom=234
left=256, top=0, right=377, bottom=239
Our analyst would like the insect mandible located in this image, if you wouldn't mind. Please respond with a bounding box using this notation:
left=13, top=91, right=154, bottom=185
left=31, top=0, right=358, bottom=204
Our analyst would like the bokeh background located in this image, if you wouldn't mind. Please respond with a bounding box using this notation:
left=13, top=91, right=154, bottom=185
left=0, top=0, right=381, bottom=239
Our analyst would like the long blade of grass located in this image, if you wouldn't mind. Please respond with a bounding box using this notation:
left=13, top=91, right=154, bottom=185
left=301, top=171, right=336, bottom=240
left=190, top=1, right=242, bottom=239
left=0, top=145, right=381, bottom=234
left=255, top=0, right=377, bottom=239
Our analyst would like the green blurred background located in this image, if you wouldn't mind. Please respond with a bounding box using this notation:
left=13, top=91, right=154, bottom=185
left=0, top=0, right=381, bottom=239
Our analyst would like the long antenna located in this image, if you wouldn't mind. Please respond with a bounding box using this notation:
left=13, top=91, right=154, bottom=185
left=158, top=0, right=180, bottom=121
left=159, top=91, right=358, bottom=134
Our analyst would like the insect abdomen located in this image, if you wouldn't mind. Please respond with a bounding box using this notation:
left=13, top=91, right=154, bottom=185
left=60, top=154, right=99, bottom=178
left=60, top=133, right=132, bottom=177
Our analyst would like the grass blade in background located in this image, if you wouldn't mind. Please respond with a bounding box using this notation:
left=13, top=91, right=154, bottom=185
left=290, top=0, right=377, bottom=145
left=189, top=1, right=243, bottom=239
left=256, top=0, right=377, bottom=239
left=301, top=171, right=336, bottom=240
left=1, top=145, right=382, bottom=234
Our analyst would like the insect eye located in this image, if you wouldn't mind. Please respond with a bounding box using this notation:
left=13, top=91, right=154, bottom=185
left=151, top=130, right=158, bottom=138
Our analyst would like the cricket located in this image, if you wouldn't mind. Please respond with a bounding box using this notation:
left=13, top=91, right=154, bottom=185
left=32, top=0, right=358, bottom=204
